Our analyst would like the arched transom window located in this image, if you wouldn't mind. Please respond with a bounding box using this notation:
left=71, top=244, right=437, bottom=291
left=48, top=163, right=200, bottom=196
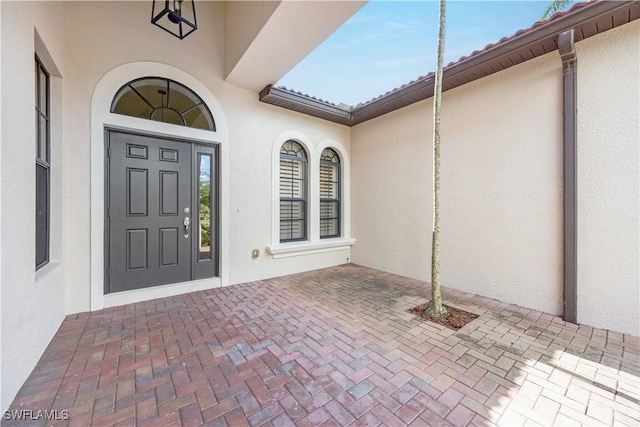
left=111, top=77, right=215, bottom=131
left=280, top=141, right=307, bottom=242
left=320, top=148, right=341, bottom=238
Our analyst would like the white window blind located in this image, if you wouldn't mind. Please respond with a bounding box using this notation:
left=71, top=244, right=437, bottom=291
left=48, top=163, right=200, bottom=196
left=280, top=141, right=307, bottom=242
left=320, top=148, right=340, bottom=239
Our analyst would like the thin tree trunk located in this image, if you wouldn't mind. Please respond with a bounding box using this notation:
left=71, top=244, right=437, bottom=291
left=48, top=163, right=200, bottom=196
left=429, top=0, right=448, bottom=318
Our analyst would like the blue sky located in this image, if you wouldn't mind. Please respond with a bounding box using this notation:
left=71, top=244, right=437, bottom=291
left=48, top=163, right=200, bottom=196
left=278, top=1, right=563, bottom=105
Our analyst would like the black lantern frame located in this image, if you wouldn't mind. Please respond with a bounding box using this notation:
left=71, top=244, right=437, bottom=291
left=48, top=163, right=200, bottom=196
left=151, top=0, right=197, bottom=40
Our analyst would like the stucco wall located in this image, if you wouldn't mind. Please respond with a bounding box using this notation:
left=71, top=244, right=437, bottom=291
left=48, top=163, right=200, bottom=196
left=352, top=51, right=564, bottom=316
left=352, top=21, right=640, bottom=335
left=351, top=102, right=433, bottom=280
left=576, top=21, right=640, bottom=335
left=0, top=0, right=67, bottom=413
left=223, top=1, right=281, bottom=78
left=224, top=95, right=352, bottom=285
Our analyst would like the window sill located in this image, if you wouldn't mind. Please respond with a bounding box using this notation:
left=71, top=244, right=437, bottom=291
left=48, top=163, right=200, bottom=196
left=267, top=238, right=356, bottom=259
left=36, top=262, right=61, bottom=283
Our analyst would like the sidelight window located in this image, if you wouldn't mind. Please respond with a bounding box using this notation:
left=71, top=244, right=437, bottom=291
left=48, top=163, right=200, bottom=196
left=198, top=153, right=213, bottom=261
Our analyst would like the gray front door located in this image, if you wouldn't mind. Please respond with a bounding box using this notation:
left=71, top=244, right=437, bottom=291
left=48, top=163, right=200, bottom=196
left=106, top=130, right=217, bottom=293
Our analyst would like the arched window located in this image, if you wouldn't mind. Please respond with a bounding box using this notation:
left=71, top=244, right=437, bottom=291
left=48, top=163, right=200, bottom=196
left=320, top=148, right=341, bottom=238
left=280, top=141, right=307, bottom=242
left=111, top=77, right=215, bottom=131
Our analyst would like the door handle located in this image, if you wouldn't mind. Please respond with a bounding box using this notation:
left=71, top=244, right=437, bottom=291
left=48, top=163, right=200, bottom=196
left=183, top=216, right=190, bottom=238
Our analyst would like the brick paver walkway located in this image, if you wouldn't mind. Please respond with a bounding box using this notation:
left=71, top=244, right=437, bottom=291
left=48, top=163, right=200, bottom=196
left=3, top=265, right=639, bottom=426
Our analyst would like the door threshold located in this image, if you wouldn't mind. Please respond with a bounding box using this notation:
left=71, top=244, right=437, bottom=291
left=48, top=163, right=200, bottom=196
left=102, top=277, right=221, bottom=309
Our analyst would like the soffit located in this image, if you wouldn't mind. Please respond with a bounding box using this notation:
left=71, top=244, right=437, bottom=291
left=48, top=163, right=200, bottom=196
left=259, top=0, right=640, bottom=126
left=224, top=0, right=366, bottom=92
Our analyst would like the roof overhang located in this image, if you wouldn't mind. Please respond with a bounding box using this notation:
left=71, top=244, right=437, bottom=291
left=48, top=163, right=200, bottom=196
left=259, top=86, right=353, bottom=126
left=259, top=0, right=640, bottom=127
left=224, top=0, right=366, bottom=92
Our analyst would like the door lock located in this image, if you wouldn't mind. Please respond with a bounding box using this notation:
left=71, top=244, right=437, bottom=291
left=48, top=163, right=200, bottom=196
left=183, top=215, right=190, bottom=238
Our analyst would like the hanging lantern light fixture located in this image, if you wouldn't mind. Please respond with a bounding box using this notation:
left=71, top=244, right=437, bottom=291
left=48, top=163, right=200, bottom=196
left=151, top=0, right=197, bottom=40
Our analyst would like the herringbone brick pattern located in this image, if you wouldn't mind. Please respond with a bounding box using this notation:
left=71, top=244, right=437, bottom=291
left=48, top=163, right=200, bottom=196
left=3, top=265, right=639, bottom=426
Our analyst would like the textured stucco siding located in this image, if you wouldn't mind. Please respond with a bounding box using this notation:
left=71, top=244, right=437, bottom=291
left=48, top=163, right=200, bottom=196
left=438, top=53, right=564, bottom=316
left=352, top=51, right=564, bottom=316
left=352, top=20, right=639, bottom=335
left=351, top=101, right=433, bottom=281
left=0, top=0, right=68, bottom=413
left=576, top=21, right=640, bottom=335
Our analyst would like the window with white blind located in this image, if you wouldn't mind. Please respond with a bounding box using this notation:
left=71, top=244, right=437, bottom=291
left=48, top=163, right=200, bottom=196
left=279, top=140, right=308, bottom=242
left=320, top=148, right=341, bottom=238
left=269, top=135, right=355, bottom=258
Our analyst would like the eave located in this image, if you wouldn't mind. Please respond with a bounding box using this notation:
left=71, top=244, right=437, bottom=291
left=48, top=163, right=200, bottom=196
left=259, top=0, right=640, bottom=127
left=259, top=86, right=353, bottom=126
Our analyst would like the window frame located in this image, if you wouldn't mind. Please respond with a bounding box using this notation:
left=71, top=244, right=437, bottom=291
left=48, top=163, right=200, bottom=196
left=268, top=133, right=355, bottom=258
left=110, top=76, right=216, bottom=131
left=279, top=140, right=308, bottom=243
left=319, top=148, right=341, bottom=239
left=35, top=55, right=51, bottom=270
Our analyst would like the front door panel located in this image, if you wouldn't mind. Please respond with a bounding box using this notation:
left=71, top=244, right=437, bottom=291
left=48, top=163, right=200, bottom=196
left=107, top=131, right=192, bottom=293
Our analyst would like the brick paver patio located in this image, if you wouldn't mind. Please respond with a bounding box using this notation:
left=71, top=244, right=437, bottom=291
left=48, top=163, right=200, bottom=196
left=3, top=264, right=639, bottom=426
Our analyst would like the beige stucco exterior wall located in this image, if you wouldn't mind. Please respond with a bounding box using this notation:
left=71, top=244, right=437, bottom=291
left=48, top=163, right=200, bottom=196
left=438, top=53, right=564, bottom=316
left=0, top=0, right=67, bottom=413
left=351, top=101, right=434, bottom=280
left=576, top=21, right=639, bottom=335
left=1, top=0, right=351, bottom=411
left=352, top=51, right=564, bottom=316
left=223, top=1, right=281, bottom=78
left=352, top=21, right=640, bottom=335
